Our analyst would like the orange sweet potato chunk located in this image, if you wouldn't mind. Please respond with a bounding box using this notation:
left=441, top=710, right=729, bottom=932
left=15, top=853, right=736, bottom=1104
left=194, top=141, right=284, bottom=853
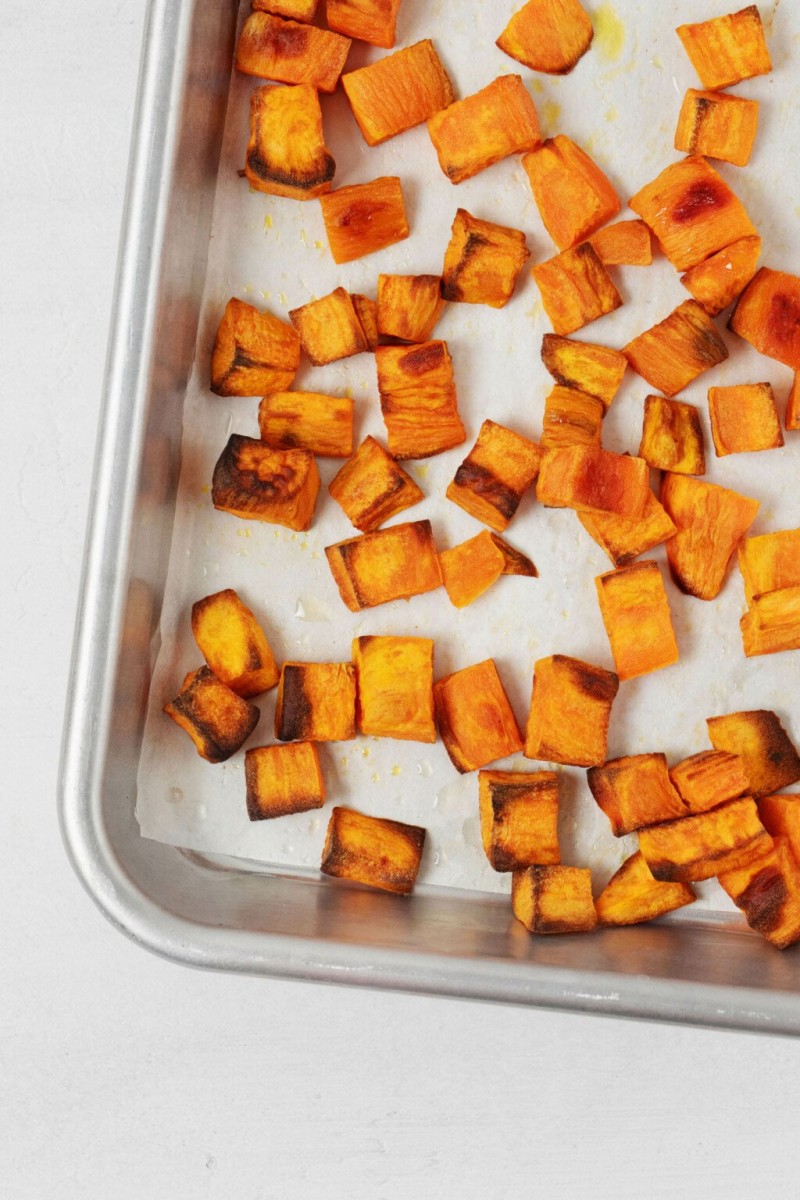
left=427, top=75, right=541, bottom=184
left=522, top=136, right=620, bottom=252
left=675, top=89, right=759, bottom=168
left=377, top=274, right=446, bottom=342
left=376, top=341, right=465, bottom=459
left=290, top=288, right=369, bottom=365
left=439, top=530, right=536, bottom=609
left=512, top=865, right=597, bottom=934
left=588, top=753, right=687, bottom=837
left=595, top=851, right=696, bottom=927
left=434, top=659, right=523, bottom=773
left=497, top=0, right=593, bottom=75
left=707, top=709, right=800, bottom=799
left=708, top=382, right=783, bottom=457
left=758, top=795, right=800, bottom=865
left=540, top=334, right=627, bottom=410
left=210, top=298, right=300, bottom=397
left=669, top=751, right=749, bottom=815
left=589, top=219, right=652, bottom=267
left=638, top=797, right=771, bottom=883
left=191, top=588, right=279, bottom=698
left=326, top=0, right=402, bottom=48
left=342, top=40, right=453, bottom=146
left=320, top=176, right=409, bottom=265
left=353, top=635, right=436, bottom=743
left=253, top=0, right=319, bottom=20
left=525, top=654, right=619, bottom=768
left=786, top=374, right=800, bottom=431
left=532, top=243, right=622, bottom=336
left=624, top=300, right=728, bottom=397
left=741, top=587, right=800, bottom=658
left=328, top=436, right=424, bottom=532
left=578, top=490, right=677, bottom=568
left=245, top=83, right=335, bottom=200
left=595, top=561, right=679, bottom=681
left=729, top=268, right=800, bottom=371
left=680, top=236, right=761, bottom=318
left=235, top=13, right=351, bottom=92
left=639, top=394, right=705, bottom=476
left=212, top=436, right=320, bottom=531
left=441, top=209, right=530, bottom=308
left=738, top=528, right=800, bottom=606
left=275, top=661, right=356, bottom=742
left=164, top=667, right=260, bottom=764
left=479, top=770, right=560, bottom=871
left=245, top=742, right=325, bottom=820
left=541, top=385, right=604, bottom=451
left=325, top=519, right=442, bottom=612
left=660, top=473, right=759, bottom=600
left=351, top=293, right=378, bottom=350
left=321, top=807, right=426, bottom=894
left=718, top=838, right=800, bottom=949
left=258, top=391, right=354, bottom=458
left=537, top=445, right=650, bottom=520
left=676, top=5, right=772, bottom=91
left=446, top=420, right=542, bottom=532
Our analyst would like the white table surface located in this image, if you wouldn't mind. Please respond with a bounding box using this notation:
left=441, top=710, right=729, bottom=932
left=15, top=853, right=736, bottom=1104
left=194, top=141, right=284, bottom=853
left=4, top=3, right=800, bottom=1197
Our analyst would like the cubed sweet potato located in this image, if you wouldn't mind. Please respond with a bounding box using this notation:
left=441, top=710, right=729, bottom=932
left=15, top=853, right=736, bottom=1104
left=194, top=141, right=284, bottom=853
left=210, top=298, right=300, bottom=397
left=441, top=209, right=530, bottom=308
left=211, top=435, right=320, bottom=531
left=326, top=0, right=401, bottom=48
left=595, top=561, right=679, bottom=681
left=758, top=795, right=800, bottom=865
left=512, top=865, right=597, bottom=934
left=718, top=838, right=800, bottom=949
left=595, top=851, right=696, bottom=926
left=537, top=444, right=649, bottom=520
left=540, top=334, right=627, bottom=411
left=377, top=274, right=446, bottom=342
left=532, top=243, right=622, bottom=336
left=680, top=236, right=762, bottom=317
left=342, top=39, right=453, bottom=145
left=669, top=750, right=750, bottom=815
left=164, top=667, right=260, bottom=764
left=707, top=709, right=800, bottom=799
left=479, top=769, right=560, bottom=871
left=496, top=0, right=593, bottom=75
left=578, top=490, right=677, bottom=568
left=522, top=135, right=620, bottom=251
left=353, top=635, right=435, bottom=743
left=427, top=75, right=541, bottom=184
left=439, top=530, right=536, bottom=609
left=638, top=796, right=771, bottom=883
left=319, top=176, right=409, bottom=264
left=708, top=382, right=783, bottom=457
left=328, top=435, right=424, bottom=532
left=675, top=89, right=759, bottom=168
left=589, top=219, right=652, bottom=267
left=741, top=587, right=800, bottom=657
left=253, top=0, right=318, bottom=21
left=541, top=385, right=604, bottom=451
left=434, top=659, right=523, bottom=773
left=588, top=753, right=687, bottom=836
left=290, top=287, right=370, bottom=365
left=191, top=588, right=279, bottom=698
left=325, top=519, right=442, bottom=611
left=245, top=742, right=325, bottom=820
left=639, top=394, right=705, bottom=476
left=375, top=341, right=465, bottom=459
left=236, top=13, right=351, bottom=92
left=321, top=807, right=426, bottom=894
left=624, top=300, right=728, bottom=397
left=660, top=473, right=759, bottom=601
left=729, top=268, right=800, bottom=371
left=738, top=528, right=800, bottom=605
left=525, top=654, right=619, bottom=768
left=676, top=5, right=772, bottom=91
left=245, top=83, right=335, bottom=200
left=446, top=419, right=542, bottom=532
left=258, top=391, right=354, bottom=458
left=275, top=661, right=357, bottom=742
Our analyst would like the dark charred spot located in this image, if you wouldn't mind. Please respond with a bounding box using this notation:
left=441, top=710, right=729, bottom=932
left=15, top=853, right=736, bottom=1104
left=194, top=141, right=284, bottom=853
left=246, top=150, right=335, bottom=191
left=442, top=232, right=491, bottom=300
left=565, top=658, right=619, bottom=703
left=399, top=342, right=445, bottom=376
left=672, top=180, right=728, bottom=224
left=769, top=292, right=800, bottom=347
left=264, top=19, right=310, bottom=59
left=277, top=664, right=312, bottom=740
left=490, top=535, right=537, bottom=577
left=337, top=199, right=381, bottom=229
left=739, top=867, right=787, bottom=934
left=231, top=347, right=266, bottom=371
left=453, top=461, right=518, bottom=521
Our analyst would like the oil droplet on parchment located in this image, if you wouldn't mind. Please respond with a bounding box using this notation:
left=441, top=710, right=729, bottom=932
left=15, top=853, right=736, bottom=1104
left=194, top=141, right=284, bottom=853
left=594, top=2, right=626, bottom=62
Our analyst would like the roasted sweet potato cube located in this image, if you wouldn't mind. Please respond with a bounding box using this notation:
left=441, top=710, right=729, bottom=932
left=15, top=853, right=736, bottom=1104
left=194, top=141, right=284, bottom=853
left=522, top=136, right=620, bottom=252
left=427, top=75, right=541, bottom=185
left=326, top=0, right=401, bottom=48
left=680, top=236, right=761, bottom=318
left=578, top=490, right=677, bottom=568
left=319, top=176, right=409, bottom=265
left=377, top=275, right=446, bottom=342
left=253, top=0, right=318, bottom=21
left=289, top=288, right=369, bottom=366
left=191, top=588, right=279, bottom=698
left=588, top=753, right=686, bottom=836
left=624, top=300, right=728, bottom=397
left=729, top=268, right=800, bottom=371
left=720, top=838, right=800, bottom=949
left=738, top=528, right=800, bottom=605
left=595, top=851, right=696, bottom=926
left=164, top=667, right=260, bottom=764
left=245, top=742, right=325, bottom=820
left=350, top=294, right=378, bottom=350
left=328, top=436, right=423, bottom=532
left=512, top=865, right=597, bottom=934
left=741, top=587, right=800, bottom=658
left=496, top=0, right=593, bottom=75
left=661, top=473, right=758, bottom=601
left=325, top=519, right=442, bottom=612
left=675, top=89, right=759, bottom=168
left=758, top=795, right=800, bottom=864
left=708, top=382, right=783, bottom=457
left=595, top=561, right=679, bottom=681
left=540, top=334, right=627, bottom=411
left=491, top=536, right=538, bottom=578
left=676, top=5, right=772, bottom=91
left=342, top=40, right=453, bottom=146
left=376, top=341, right=465, bottom=460
left=353, top=635, right=435, bottom=743
left=537, top=445, right=650, bottom=520
left=245, top=83, right=335, bottom=200
left=479, top=770, right=560, bottom=871
left=707, top=710, right=800, bottom=799
left=441, top=209, right=530, bottom=309
left=275, top=662, right=356, bottom=742
left=439, top=530, right=536, bottom=609
left=669, top=751, right=749, bottom=815
left=541, top=385, right=603, bottom=451
left=321, top=807, right=426, bottom=894
left=629, top=155, right=758, bottom=273
left=638, top=797, right=771, bottom=883
left=532, top=243, right=622, bottom=336
left=588, top=219, right=652, bottom=267
left=235, top=13, right=351, bottom=92
left=639, top=395, right=705, bottom=476
left=212, top=436, right=320, bottom=531
left=446, top=420, right=542, bottom=532
left=525, top=654, right=619, bottom=768
left=434, top=659, right=523, bottom=773
left=210, top=298, right=300, bottom=397
left=258, top=391, right=354, bottom=458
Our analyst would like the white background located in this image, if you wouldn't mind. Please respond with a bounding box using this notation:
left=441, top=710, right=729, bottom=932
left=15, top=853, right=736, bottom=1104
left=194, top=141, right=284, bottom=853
left=4, top=2, right=800, bottom=1197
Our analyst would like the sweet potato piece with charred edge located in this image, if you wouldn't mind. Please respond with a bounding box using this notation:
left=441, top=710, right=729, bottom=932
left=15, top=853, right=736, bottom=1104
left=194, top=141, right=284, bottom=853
left=708, top=382, right=783, bottom=457
left=350, top=294, right=378, bottom=350
left=729, top=268, right=800, bottom=371
left=353, top=635, right=436, bottom=743
left=377, top=275, right=446, bottom=343
left=210, top=298, right=300, bottom=397
left=439, top=530, right=537, bottom=609
left=446, top=419, right=542, bottom=532
left=741, top=588, right=800, bottom=658
left=512, top=865, right=597, bottom=934
left=680, top=236, right=761, bottom=318
left=245, top=84, right=335, bottom=201
left=253, top=0, right=318, bottom=21
left=275, top=662, right=356, bottom=742
left=639, top=797, right=771, bottom=883
left=235, top=13, right=351, bottom=92
left=525, top=654, right=619, bottom=768
left=578, top=491, right=677, bottom=568
left=434, top=660, right=523, bottom=773
left=540, top=334, right=626, bottom=410
left=212, top=435, right=320, bottom=531
left=328, top=435, right=423, bottom=532
left=245, top=742, right=325, bottom=820
left=319, top=176, right=409, bottom=265
left=497, top=0, right=593, bottom=75
left=541, top=385, right=603, bottom=451
left=191, top=588, right=279, bottom=698
left=675, top=89, right=759, bottom=168
left=532, top=242, right=622, bottom=336
left=537, top=445, right=650, bottom=520
left=321, top=807, right=426, bottom=894
left=290, top=288, right=370, bottom=366
left=738, top=528, right=800, bottom=606
left=427, top=75, right=541, bottom=185
left=707, top=710, right=800, bottom=799
left=589, top=220, right=652, bottom=267
left=441, top=209, right=530, bottom=309
left=595, top=561, right=679, bottom=681
left=676, top=5, right=772, bottom=91
left=522, top=136, right=620, bottom=252
left=342, top=40, right=454, bottom=146
left=669, top=751, right=749, bottom=815
left=624, top=300, right=728, bottom=398
left=376, top=341, right=465, bottom=460
left=595, top=851, right=696, bottom=927
left=719, top=838, right=800, bottom=949
left=758, top=795, right=800, bottom=865
left=479, top=770, right=560, bottom=872
left=164, top=667, right=260, bottom=764
left=639, top=395, right=705, bottom=476
left=326, top=0, right=402, bottom=49
left=588, top=753, right=686, bottom=837
left=258, top=391, right=354, bottom=458
left=325, top=519, right=442, bottom=612
left=660, top=473, right=759, bottom=601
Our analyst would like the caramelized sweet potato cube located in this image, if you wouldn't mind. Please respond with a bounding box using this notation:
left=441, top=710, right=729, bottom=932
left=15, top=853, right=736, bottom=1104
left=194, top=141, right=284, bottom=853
left=325, top=519, right=442, bottom=611
left=639, top=394, right=705, bottom=476
left=512, top=865, right=597, bottom=934
left=680, top=236, right=761, bottom=317
left=191, top=588, right=279, bottom=698
left=719, top=838, right=800, bottom=949
left=537, top=445, right=649, bottom=520
left=376, top=341, right=464, bottom=460
left=676, top=5, right=772, bottom=91
left=541, top=385, right=603, bottom=451
left=258, top=391, right=354, bottom=458
left=275, top=662, right=356, bottom=742
left=245, top=742, right=325, bottom=820
left=729, top=268, right=800, bottom=371
left=289, top=288, right=370, bottom=365
left=588, top=754, right=687, bottom=836
left=212, top=435, right=320, bottom=531
left=353, top=635, right=435, bottom=743
left=669, top=750, right=749, bottom=815
left=540, top=334, right=627, bottom=411
left=639, top=797, right=771, bottom=883
left=595, top=561, right=679, bottom=681
left=738, top=529, right=800, bottom=606
left=532, top=243, right=622, bottom=336
left=758, top=795, right=800, bottom=864
left=210, top=298, right=300, bottom=397
left=253, top=0, right=318, bottom=21
left=321, top=807, right=426, bottom=894
left=235, top=13, right=351, bottom=92
left=522, top=136, right=620, bottom=252
left=427, top=75, right=541, bottom=185
left=525, top=654, right=618, bottom=768
left=328, top=436, right=423, bottom=532
left=675, top=89, right=759, bottom=168
left=661, top=473, right=759, bottom=600
left=342, top=40, right=453, bottom=146
left=350, top=294, right=378, bottom=350
left=497, top=0, right=593, bottom=75
left=439, top=530, right=536, bottom=609
left=326, top=0, right=401, bottom=48
left=578, top=490, right=677, bottom=568
left=377, top=275, right=446, bottom=343
left=434, top=659, right=523, bottom=773
left=595, top=851, right=696, bottom=926
left=707, top=709, right=800, bottom=798
left=741, top=587, right=800, bottom=657
left=708, top=382, right=783, bottom=457
left=491, top=535, right=539, bottom=578
left=588, top=219, right=652, bottom=267
left=319, top=176, right=409, bottom=265
left=624, top=300, right=728, bottom=397
left=245, top=83, right=335, bottom=200
left=479, top=770, right=560, bottom=871
left=164, top=667, right=260, bottom=764
left=446, top=420, right=542, bottom=532
left=441, top=209, right=530, bottom=309
left=629, top=155, right=758, bottom=273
